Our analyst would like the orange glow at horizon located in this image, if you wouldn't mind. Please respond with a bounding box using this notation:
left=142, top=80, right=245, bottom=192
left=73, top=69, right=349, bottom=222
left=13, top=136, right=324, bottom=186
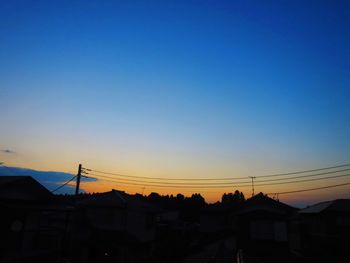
left=79, top=176, right=350, bottom=205
left=80, top=179, right=252, bottom=203
left=3, top=155, right=350, bottom=206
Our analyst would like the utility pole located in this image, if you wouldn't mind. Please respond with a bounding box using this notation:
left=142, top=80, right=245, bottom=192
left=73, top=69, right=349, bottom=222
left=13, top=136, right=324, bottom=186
left=75, top=164, right=82, bottom=195
left=249, top=176, right=256, bottom=197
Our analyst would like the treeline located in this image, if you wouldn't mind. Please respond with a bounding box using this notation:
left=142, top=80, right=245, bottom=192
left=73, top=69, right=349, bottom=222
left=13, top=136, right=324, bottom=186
left=55, top=189, right=247, bottom=223
left=145, top=189, right=245, bottom=207
left=142, top=190, right=246, bottom=222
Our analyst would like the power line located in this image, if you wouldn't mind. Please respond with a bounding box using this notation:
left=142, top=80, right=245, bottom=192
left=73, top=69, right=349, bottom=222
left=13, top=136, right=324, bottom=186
left=257, top=163, right=350, bottom=178
left=255, top=173, right=350, bottom=187
left=267, top=182, right=350, bottom=195
left=84, top=175, right=238, bottom=188
left=85, top=172, right=350, bottom=189
left=86, top=169, right=350, bottom=187
left=86, top=163, right=350, bottom=181
left=87, top=173, right=249, bottom=185
left=87, top=169, right=244, bottom=181
left=51, top=176, right=77, bottom=193
left=81, top=174, right=350, bottom=197
left=254, top=168, right=350, bottom=182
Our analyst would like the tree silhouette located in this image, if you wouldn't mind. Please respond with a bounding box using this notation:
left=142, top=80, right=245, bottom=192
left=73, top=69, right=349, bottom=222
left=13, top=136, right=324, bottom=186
left=221, top=190, right=245, bottom=205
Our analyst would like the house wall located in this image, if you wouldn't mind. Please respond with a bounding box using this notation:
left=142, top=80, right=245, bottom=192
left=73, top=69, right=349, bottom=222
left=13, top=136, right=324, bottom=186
left=84, top=205, right=157, bottom=243
left=250, top=219, right=287, bottom=241
left=126, top=210, right=156, bottom=243
left=200, top=214, right=226, bottom=233
left=86, top=207, right=127, bottom=230
left=160, top=210, right=179, bottom=222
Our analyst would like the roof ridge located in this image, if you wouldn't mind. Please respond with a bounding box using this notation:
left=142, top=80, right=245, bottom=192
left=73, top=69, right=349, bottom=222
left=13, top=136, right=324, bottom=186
left=112, top=189, right=127, bottom=204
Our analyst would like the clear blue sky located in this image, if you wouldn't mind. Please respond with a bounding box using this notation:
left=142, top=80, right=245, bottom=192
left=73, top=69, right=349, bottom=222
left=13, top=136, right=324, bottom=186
left=1, top=0, right=350, bottom=203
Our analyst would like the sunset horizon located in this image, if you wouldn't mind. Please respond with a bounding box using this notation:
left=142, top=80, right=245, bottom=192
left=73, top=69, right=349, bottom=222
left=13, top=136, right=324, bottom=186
left=1, top=162, right=349, bottom=207
left=1, top=0, right=350, bottom=208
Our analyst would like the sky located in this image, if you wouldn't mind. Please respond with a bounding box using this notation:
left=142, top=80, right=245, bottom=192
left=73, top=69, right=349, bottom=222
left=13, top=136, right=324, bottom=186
left=1, top=0, right=350, bottom=205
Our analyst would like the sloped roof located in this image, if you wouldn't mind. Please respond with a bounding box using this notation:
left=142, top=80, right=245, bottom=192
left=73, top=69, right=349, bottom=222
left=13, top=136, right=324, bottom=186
left=299, top=199, right=350, bottom=214
left=78, top=190, right=127, bottom=207
left=0, top=176, right=28, bottom=186
left=247, top=192, right=295, bottom=209
left=79, top=189, right=159, bottom=212
left=0, top=176, right=52, bottom=200
left=237, top=192, right=297, bottom=215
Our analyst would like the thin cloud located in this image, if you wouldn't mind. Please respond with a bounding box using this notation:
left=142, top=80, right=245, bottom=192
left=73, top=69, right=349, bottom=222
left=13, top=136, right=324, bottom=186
left=1, top=149, right=16, bottom=154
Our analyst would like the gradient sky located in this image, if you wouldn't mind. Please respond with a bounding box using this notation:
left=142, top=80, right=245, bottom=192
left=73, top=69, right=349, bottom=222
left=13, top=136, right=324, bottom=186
left=1, top=0, right=350, bottom=205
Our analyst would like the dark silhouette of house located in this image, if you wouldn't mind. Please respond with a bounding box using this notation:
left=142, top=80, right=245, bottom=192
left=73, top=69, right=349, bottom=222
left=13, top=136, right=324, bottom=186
left=200, top=203, right=239, bottom=235
left=0, top=176, right=52, bottom=201
left=181, top=237, right=236, bottom=263
left=236, top=192, right=297, bottom=262
left=71, top=189, right=160, bottom=263
left=0, top=176, right=73, bottom=263
left=3, top=175, right=348, bottom=263
left=297, top=199, right=350, bottom=263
